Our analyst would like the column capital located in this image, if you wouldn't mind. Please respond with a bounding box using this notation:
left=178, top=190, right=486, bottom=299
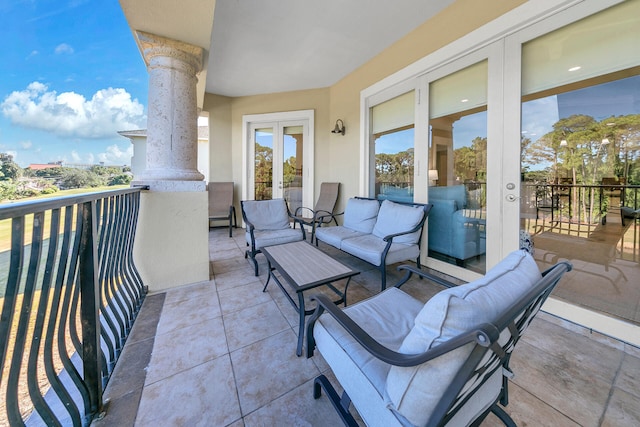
left=135, top=31, right=203, bottom=75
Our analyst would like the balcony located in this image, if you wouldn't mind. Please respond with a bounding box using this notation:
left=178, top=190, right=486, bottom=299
left=2, top=188, right=639, bottom=426
left=87, top=228, right=639, bottom=426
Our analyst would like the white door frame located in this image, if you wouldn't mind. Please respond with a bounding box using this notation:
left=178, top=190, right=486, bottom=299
left=242, top=110, right=315, bottom=208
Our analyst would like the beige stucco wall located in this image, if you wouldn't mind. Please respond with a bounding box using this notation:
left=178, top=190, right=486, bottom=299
left=134, top=191, right=210, bottom=293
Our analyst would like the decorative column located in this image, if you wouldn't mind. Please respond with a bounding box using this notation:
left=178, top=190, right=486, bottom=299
left=133, top=31, right=205, bottom=191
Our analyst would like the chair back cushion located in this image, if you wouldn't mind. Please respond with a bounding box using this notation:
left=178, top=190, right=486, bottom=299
left=372, top=200, right=424, bottom=244
left=386, top=250, right=542, bottom=426
left=208, top=182, right=234, bottom=217
left=243, top=199, right=290, bottom=230
left=343, top=198, right=380, bottom=233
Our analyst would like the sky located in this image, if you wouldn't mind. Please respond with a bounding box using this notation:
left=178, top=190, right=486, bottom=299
left=0, top=0, right=149, bottom=168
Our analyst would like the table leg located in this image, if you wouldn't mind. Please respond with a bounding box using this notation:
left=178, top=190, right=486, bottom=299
left=262, top=260, right=273, bottom=292
left=297, top=292, right=306, bottom=357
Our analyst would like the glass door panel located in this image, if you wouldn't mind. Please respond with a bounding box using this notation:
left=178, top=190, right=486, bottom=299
left=254, top=127, right=274, bottom=200
left=519, top=1, right=640, bottom=327
left=283, top=125, right=304, bottom=213
left=428, top=60, right=488, bottom=274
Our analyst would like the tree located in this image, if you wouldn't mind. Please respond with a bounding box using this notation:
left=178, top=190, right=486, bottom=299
left=57, top=168, right=103, bottom=189
left=0, top=157, right=22, bottom=181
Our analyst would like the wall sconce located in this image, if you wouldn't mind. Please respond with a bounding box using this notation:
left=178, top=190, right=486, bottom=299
left=428, top=169, right=439, bottom=186
left=331, top=119, right=346, bottom=135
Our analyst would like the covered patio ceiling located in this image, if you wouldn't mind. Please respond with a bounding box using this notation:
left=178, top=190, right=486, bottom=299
left=120, top=0, right=455, bottom=98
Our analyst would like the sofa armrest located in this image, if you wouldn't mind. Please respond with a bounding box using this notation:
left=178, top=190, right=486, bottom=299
left=306, top=293, right=496, bottom=366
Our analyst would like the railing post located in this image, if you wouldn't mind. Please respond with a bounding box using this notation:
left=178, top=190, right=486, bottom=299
left=78, top=200, right=103, bottom=422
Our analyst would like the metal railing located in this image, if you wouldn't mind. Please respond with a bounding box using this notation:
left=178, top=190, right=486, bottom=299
left=0, top=187, right=147, bottom=426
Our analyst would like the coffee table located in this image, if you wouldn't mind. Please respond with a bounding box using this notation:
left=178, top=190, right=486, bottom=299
left=261, top=241, right=359, bottom=356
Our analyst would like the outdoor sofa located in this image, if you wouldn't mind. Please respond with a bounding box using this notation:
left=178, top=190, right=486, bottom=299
left=314, top=197, right=431, bottom=290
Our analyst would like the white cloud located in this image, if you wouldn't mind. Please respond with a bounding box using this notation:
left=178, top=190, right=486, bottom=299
left=55, top=43, right=74, bottom=55
left=20, top=140, right=33, bottom=149
left=1, top=82, right=146, bottom=139
left=27, top=50, right=39, bottom=59
left=98, top=144, right=133, bottom=165
left=71, top=150, right=81, bottom=162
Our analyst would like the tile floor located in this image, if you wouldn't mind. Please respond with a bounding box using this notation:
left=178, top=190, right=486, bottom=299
left=93, top=228, right=640, bottom=427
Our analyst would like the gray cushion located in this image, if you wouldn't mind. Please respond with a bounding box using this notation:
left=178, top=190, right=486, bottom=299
left=386, top=250, right=542, bottom=426
left=243, top=199, right=290, bottom=230
left=314, top=226, right=368, bottom=249
left=314, top=288, right=424, bottom=426
left=247, top=228, right=304, bottom=250
left=372, top=200, right=424, bottom=244
left=340, top=235, right=419, bottom=266
left=343, top=198, right=380, bottom=233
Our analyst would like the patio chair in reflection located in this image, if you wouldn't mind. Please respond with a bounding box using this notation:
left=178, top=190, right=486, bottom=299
left=208, top=182, right=237, bottom=237
left=241, top=198, right=306, bottom=276
left=306, top=250, right=572, bottom=427
left=291, top=182, right=340, bottom=243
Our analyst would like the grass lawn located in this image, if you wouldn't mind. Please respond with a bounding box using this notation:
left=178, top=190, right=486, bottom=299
left=0, top=185, right=128, bottom=252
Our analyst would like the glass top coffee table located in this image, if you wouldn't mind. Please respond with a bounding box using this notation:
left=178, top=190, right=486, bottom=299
left=261, top=240, right=359, bottom=356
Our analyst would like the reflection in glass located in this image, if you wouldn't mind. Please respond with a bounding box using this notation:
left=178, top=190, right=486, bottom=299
left=283, top=126, right=303, bottom=213
left=374, top=127, right=414, bottom=203
left=254, top=128, right=273, bottom=200
left=428, top=61, right=487, bottom=274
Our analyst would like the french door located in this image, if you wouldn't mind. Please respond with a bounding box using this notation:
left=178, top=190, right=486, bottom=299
left=243, top=110, right=314, bottom=213
left=420, top=42, right=504, bottom=281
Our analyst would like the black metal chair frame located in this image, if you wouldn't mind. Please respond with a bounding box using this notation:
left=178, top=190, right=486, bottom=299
left=306, top=261, right=572, bottom=427
left=240, top=200, right=306, bottom=276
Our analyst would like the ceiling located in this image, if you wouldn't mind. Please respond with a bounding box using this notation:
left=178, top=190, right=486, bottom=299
left=206, top=0, right=455, bottom=97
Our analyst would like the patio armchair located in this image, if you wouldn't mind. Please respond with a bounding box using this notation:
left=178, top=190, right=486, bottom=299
left=291, top=182, right=340, bottom=243
left=241, top=198, right=306, bottom=276
left=208, top=182, right=237, bottom=237
left=306, top=249, right=572, bottom=427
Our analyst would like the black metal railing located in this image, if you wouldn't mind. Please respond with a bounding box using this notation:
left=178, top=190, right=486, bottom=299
left=0, top=187, right=147, bottom=426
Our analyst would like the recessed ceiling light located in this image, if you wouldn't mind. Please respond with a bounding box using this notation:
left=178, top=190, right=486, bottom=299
left=460, top=99, right=469, bottom=103
left=568, top=66, right=581, bottom=72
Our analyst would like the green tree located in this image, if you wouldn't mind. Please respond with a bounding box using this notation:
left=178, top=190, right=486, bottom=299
left=108, top=173, right=133, bottom=186
left=0, top=158, right=22, bottom=181
left=58, top=168, right=103, bottom=189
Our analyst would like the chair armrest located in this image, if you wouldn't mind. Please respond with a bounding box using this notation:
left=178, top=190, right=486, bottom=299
left=315, top=210, right=343, bottom=225
left=393, top=264, right=458, bottom=289
left=287, top=212, right=307, bottom=239
left=294, top=206, right=314, bottom=217
left=306, top=293, right=498, bottom=367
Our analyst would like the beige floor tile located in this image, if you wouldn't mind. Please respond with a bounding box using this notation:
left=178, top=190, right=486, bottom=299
left=215, top=266, right=267, bottom=291
left=218, top=280, right=272, bottom=315
left=230, top=329, right=320, bottom=415
left=136, top=355, right=241, bottom=427
left=145, top=316, right=228, bottom=385
left=223, top=299, right=290, bottom=351
left=522, top=317, right=623, bottom=384
left=601, top=387, right=640, bottom=427
left=211, top=256, right=252, bottom=275
left=615, top=353, right=640, bottom=398
left=156, top=286, right=221, bottom=335
left=483, top=382, right=581, bottom=427
left=242, top=377, right=346, bottom=427
left=163, top=280, right=217, bottom=306
left=511, top=339, right=612, bottom=427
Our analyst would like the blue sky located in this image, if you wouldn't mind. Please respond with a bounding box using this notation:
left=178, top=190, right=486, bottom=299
left=0, top=0, right=148, bottom=167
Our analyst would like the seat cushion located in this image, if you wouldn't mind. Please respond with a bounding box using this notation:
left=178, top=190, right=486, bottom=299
left=386, top=250, right=542, bottom=426
left=340, top=235, right=418, bottom=266
left=372, top=200, right=424, bottom=244
left=343, top=198, right=380, bottom=233
left=314, top=226, right=368, bottom=249
left=314, top=288, right=424, bottom=426
left=243, top=199, right=290, bottom=230
left=247, top=228, right=303, bottom=249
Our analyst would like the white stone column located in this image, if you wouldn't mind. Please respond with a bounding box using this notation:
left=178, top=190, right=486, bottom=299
left=134, top=31, right=205, bottom=192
